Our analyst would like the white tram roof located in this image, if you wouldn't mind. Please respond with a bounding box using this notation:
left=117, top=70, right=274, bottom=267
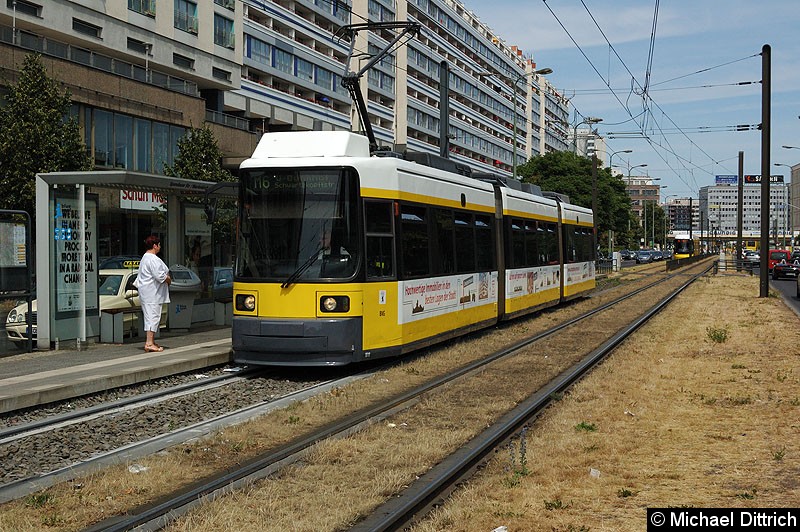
left=241, top=131, right=589, bottom=222
left=245, top=131, right=372, bottom=160
left=242, top=131, right=496, bottom=213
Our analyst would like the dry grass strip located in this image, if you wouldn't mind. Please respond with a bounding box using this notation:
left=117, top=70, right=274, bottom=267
left=0, top=263, right=736, bottom=532
left=413, top=273, right=800, bottom=531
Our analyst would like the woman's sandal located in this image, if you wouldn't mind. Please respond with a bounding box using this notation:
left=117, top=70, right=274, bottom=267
left=144, top=344, right=164, bottom=352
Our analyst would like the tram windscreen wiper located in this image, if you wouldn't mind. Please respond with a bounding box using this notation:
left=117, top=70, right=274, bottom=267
left=281, top=246, right=324, bottom=288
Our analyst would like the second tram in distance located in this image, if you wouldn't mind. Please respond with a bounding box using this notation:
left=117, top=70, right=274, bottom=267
left=231, top=131, right=595, bottom=366
left=672, top=231, right=698, bottom=259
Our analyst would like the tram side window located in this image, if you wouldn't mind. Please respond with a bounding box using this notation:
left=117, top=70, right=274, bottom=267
left=543, top=223, right=558, bottom=264
left=562, top=225, right=576, bottom=263
left=400, top=204, right=430, bottom=278
left=454, top=212, right=476, bottom=273
left=475, top=214, right=494, bottom=271
left=365, top=200, right=395, bottom=278
left=564, top=225, right=593, bottom=263
left=536, top=223, right=546, bottom=265
left=432, top=208, right=455, bottom=275
left=525, top=221, right=538, bottom=266
left=510, top=218, right=525, bottom=268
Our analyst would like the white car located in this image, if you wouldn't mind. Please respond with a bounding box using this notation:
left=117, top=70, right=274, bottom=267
left=5, top=269, right=165, bottom=348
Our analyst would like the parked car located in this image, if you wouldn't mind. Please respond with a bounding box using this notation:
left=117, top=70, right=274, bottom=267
left=620, top=249, right=637, bottom=261
left=5, top=269, right=165, bottom=349
left=744, top=250, right=760, bottom=264
left=98, top=255, right=141, bottom=269
left=636, top=250, right=653, bottom=264
left=651, top=250, right=663, bottom=261
left=212, top=266, right=234, bottom=300
left=772, top=260, right=800, bottom=280
left=662, top=250, right=673, bottom=260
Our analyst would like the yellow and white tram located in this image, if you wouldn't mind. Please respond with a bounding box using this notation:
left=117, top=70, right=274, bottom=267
left=231, top=131, right=595, bottom=366
left=672, top=231, right=698, bottom=259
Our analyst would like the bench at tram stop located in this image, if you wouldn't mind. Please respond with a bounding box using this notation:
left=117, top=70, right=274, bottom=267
left=100, top=307, right=146, bottom=344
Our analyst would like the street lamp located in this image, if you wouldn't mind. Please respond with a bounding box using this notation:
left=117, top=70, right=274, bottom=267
left=625, top=162, right=648, bottom=180
left=478, top=67, right=553, bottom=179
left=781, top=145, right=800, bottom=150
left=573, top=116, right=603, bottom=155
left=609, top=149, right=632, bottom=173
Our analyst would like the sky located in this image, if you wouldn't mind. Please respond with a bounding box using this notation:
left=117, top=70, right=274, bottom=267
left=461, top=0, right=800, bottom=199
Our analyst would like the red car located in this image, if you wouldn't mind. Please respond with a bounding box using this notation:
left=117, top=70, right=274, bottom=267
left=767, top=249, right=791, bottom=272
left=769, top=249, right=800, bottom=280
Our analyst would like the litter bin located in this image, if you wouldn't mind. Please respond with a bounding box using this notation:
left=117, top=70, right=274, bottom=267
left=167, top=265, right=202, bottom=330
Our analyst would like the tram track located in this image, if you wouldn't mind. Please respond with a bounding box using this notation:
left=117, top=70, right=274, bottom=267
left=0, top=369, right=260, bottom=444
left=0, top=366, right=351, bottom=501
left=77, top=259, right=714, bottom=532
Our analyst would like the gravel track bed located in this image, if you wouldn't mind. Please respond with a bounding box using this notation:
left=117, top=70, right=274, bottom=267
left=0, top=370, right=322, bottom=484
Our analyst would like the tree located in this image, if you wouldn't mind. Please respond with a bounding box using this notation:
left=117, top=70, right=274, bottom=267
left=0, top=53, right=92, bottom=217
left=164, top=124, right=236, bottom=296
left=163, top=124, right=234, bottom=183
left=518, top=151, right=633, bottom=247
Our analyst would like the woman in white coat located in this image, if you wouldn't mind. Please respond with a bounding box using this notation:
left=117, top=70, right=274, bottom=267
left=138, top=235, right=171, bottom=352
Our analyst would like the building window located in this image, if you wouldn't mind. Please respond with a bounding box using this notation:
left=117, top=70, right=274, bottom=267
left=173, top=53, right=194, bottom=70
left=127, top=38, right=150, bottom=55
left=174, top=0, right=198, bottom=34
left=213, top=14, right=234, bottom=48
left=212, top=67, right=231, bottom=82
left=250, top=37, right=270, bottom=65
left=213, top=0, right=235, bottom=9
left=273, top=48, right=292, bottom=74
left=72, top=18, right=102, bottom=39
left=7, top=0, right=40, bottom=17
left=295, top=57, right=313, bottom=82
left=134, top=119, right=152, bottom=172
left=316, top=67, right=332, bottom=90
left=128, top=0, right=156, bottom=16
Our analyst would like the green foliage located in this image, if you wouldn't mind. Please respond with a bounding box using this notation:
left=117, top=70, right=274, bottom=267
left=518, top=151, right=668, bottom=249
left=544, top=498, right=570, bottom=510
left=25, top=492, right=53, bottom=508
left=163, top=124, right=237, bottom=253
left=502, top=429, right=530, bottom=487
left=0, top=53, right=92, bottom=216
left=706, top=326, right=729, bottom=343
left=163, top=124, right=235, bottom=183
left=574, top=421, right=597, bottom=432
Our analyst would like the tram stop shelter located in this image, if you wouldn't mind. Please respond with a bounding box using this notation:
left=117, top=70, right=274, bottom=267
left=34, top=170, right=237, bottom=350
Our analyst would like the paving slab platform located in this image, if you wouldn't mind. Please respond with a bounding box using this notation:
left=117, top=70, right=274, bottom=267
left=0, top=326, right=232, bottom=414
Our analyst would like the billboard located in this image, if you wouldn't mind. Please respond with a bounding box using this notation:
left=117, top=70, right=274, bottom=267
left=744, top=174, right=784, bottom=184
left=715, top=175, right=738, bottom=185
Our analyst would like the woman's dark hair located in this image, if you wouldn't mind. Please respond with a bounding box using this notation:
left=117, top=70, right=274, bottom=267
left=144, top=235, right=161, bottom=250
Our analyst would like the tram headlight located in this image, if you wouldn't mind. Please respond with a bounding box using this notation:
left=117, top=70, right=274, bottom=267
left=236, top=294, right=256, bottom=312
left=322, top=297, right=337, bottom=312
left=319, top=295, right=350, bottom=313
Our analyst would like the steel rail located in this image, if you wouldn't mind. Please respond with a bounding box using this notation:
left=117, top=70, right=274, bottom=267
left=0, top=368, right=260, bottom=443
left=352, top=264, right=712, bottom=531
left=88, top=262, right=713, bottom=532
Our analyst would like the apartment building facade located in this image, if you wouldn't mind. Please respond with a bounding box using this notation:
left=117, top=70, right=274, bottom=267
left=0, top=0, right=571, bottom=261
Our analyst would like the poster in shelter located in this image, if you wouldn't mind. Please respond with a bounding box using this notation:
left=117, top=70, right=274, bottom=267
left=54, top=196, right=98, bottom=313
